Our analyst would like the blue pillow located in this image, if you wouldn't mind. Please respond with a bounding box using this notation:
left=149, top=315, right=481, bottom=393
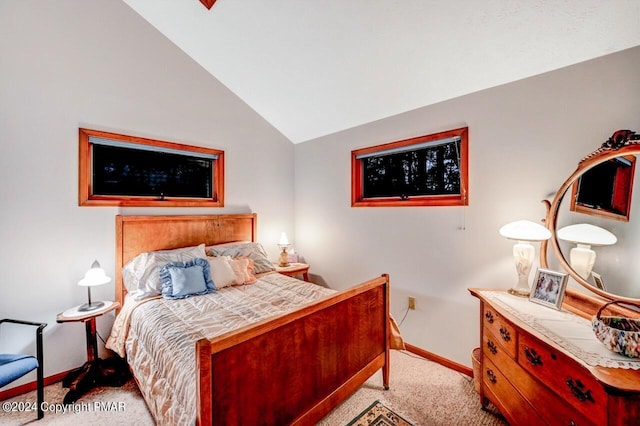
left=159, top=258, right=216, bottom=299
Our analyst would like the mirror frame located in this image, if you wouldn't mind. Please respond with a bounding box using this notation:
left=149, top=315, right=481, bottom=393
left=541, top=130, right=640, bottom=305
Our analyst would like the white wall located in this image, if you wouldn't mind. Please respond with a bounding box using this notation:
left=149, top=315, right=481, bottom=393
left=294, top=46, right=640, bottom=366
left=0, top=0, right=294, bottom=387
left=2, top=0, right=639, bottom=391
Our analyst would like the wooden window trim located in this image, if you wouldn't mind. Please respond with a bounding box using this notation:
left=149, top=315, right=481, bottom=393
left=79, top=128, right=224, bottom=207
left=351, top=127, right=469, bottom=207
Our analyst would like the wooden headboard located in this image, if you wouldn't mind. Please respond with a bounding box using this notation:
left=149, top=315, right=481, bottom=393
left=115, top=214, right=257, bottom=305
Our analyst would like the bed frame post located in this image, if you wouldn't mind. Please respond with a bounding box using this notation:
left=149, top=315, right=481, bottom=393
left=383, top=273, right=390, bottom=390
left=115, top=215, right=124, bottom=312
left=196, top=340, right=212, bottom=426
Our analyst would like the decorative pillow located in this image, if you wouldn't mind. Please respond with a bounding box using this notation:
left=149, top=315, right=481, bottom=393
left=122, top=244, right=207, bottom=300
left=160, top=258, right=215, bottom=299
left=207, top=242, right=274, bottom=274
left=205, top=256, right=239, bottom=289
left=228, top=257, right=258, bottom=285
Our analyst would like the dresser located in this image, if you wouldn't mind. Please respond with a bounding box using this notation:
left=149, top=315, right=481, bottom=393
left=469, top=288, right=640, bottom=426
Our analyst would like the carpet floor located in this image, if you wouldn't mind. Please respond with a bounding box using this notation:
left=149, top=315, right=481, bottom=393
left=1, top=350, right=505, bottom=425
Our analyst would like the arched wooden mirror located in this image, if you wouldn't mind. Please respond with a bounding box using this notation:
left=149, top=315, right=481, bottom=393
left=541, top=130, right=640, bottom=306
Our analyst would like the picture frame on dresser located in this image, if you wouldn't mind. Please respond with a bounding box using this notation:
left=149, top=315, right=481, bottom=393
left=591, top=271, right=606, bottom=291
left=529, top=268, right=568, bottom=310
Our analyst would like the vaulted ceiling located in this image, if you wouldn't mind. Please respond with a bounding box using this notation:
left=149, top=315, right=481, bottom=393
left=123, top=1, right=640, bottom=144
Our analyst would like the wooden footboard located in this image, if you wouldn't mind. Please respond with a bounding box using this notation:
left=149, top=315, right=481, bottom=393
left=196, top=274, right=390, bottom=425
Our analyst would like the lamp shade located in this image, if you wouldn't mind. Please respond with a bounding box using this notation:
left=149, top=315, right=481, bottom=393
left=278, top=232, right=290, bottom=246
left=557, top=224, right=616, bottom=280
left=78, top=260, right=111, bottom=287
left=499, top=220, right=551, bottom=242
left=557, top=224, right=617, bottom=246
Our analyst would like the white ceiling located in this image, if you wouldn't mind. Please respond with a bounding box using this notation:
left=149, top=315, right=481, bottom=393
left=122, top=0, right=640, bottom=144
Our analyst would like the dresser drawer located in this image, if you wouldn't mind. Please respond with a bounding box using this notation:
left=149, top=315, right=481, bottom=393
left=483, top=304, right=517, bottom=358
left=482, top=332, right=594, bottom=425
left=483, top=357, right=545, bottom=425
left=483, top=327, right=514, bottom=367
left=518, top=332, right=607, bottom=425
left=507, top=356, right=596, bottom=425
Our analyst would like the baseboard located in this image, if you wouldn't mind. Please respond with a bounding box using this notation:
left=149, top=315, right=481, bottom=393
left=0, top=370, right=71, bottom=401
left=404, top=342, right=473, bottom=377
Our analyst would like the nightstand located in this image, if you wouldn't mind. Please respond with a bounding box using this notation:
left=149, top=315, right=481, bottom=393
left=274, top=262, right=310, bottom=282
left=57, top=301, right=128, bottom=403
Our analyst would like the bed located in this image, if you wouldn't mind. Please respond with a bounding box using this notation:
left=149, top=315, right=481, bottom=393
left=107, top=214, right=392, bottom=425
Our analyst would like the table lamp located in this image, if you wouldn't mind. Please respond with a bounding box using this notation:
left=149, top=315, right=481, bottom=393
left=557, top=223, right=616, bottom=280
left=499, top=220, right=551, bottom=297
left=78, top=260, right=111, bottom=312
left=278, top=232, right=290, bottom=267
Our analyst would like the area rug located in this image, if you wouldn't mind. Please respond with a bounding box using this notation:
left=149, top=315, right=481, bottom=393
left=347, top=400, right=414, bottom=426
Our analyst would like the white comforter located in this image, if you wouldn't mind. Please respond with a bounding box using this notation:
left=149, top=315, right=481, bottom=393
left=106, top=272, right=334, bottom=425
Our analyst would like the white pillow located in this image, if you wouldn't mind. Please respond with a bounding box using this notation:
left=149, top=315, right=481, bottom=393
left=206, top=242, right=274, bottom=274
left=206, top=256, right=239, bottom=289
left=122, top=244, right=207, bottom=300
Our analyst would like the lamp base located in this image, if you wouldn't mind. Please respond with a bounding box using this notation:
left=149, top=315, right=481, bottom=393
left=278, top=248, right=289, bottom=267
left=78, top=301, right=105, bottom=312
left=507, top=288, right=530, bottom=297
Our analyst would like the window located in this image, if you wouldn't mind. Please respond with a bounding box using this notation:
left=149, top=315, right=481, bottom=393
left=79, top=128, right=224, bottom=207
left=351, top=127, right=468, bottom=207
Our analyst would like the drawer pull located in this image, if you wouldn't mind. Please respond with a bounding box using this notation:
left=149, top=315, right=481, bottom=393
left=487, top=340, right=498, bottom=355
left=524, top=347, right=543, bottom=366
left=499, top=326, right=511, bottom=342
left=566, top=377, right=595, bottom=403
left=486, top=369, right=497, bottom=384
left=485, top=311, right=495, bottom=324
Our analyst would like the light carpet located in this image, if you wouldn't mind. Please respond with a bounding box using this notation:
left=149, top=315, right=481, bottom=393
left=1, top=351, right=505, bottom=425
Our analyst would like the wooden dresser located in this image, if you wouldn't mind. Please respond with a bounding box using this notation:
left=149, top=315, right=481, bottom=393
left=469, top=288, right=640, bottom=426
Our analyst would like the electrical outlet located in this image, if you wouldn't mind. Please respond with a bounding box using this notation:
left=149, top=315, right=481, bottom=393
left=408, top=296, right=416, bottom=310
